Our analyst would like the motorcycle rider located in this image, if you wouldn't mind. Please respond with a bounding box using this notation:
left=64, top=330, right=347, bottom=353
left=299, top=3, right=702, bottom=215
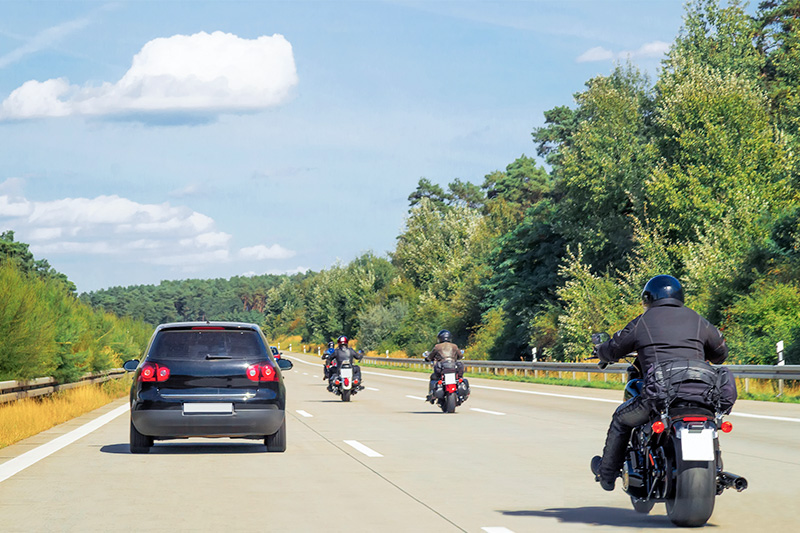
left=322, top=341, right=335, bottom=380
left=424, top=329, right=465, bottom=402
left=328, top=336, right=364, bottom=391
left=590, top=275, right=728, bottom=491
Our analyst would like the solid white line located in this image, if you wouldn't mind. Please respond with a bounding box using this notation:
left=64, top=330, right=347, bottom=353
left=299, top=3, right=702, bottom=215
left=482, top=528, right=515, bottom=533
left=366, top=387, right=380, bottom=391
left=344, top=440, right=383, bottom=457
left=0, top=403, right=129, bottom=484
left=406, top=395, right=427, bottom=401
left=471, top=408, right=506, bottom=416
left=729, top=412, right=800, bottom=423
left=296, top=410, right=313, bottom=418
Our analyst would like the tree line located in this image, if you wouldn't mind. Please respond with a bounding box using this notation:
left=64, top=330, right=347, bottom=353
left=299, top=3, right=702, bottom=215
left=61, top=1, right=800, bottom=365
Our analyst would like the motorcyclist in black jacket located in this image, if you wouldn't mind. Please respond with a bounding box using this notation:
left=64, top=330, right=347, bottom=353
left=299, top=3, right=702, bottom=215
left=590, top=275, right=728, bottom=491
left=327, top=336, right=364, bottom=391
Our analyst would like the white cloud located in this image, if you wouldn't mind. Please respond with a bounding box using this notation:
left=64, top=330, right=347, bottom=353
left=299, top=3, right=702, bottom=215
left=239, top=244, right=296, bottom=260
left=0, top=31, right=298, bottom=121
left=0, top=178, right=296, bottom=272
left=577, top=40, right=670, bottom=63
left=577, top=46, right=614, bottom=63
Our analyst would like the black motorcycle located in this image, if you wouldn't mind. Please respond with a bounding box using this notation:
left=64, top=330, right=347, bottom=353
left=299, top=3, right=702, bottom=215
left=426, top=358, right=470, bottom=413
left=592, top=333, right=747, bottom=527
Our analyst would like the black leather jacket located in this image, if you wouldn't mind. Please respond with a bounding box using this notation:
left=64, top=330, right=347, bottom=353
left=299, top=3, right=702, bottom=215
left=331, top=347, right=362, bottom=366
left=596, top=299, right=728, bottom=374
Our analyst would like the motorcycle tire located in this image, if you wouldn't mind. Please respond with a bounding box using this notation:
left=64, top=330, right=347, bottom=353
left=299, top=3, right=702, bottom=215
left=630, top=497, right=655, bottom=514
left=341, top=389, right=351, bottom=402
left=445, top=393, right=456, bottom=413
left=666, top=438, right=716, bottom=527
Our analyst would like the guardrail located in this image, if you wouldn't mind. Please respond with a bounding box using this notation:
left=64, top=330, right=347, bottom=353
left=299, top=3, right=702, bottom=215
left=0, top=369, right=127, bottom=405
left=361, top=357, right=800, bottom=393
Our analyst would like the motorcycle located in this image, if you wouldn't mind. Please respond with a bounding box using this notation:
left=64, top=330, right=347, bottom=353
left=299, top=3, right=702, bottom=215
left=328, top=360, right=361, bottom=402
left=591, top=332, right=747, bottom=527
left=425, top=356, right=470, bottom=413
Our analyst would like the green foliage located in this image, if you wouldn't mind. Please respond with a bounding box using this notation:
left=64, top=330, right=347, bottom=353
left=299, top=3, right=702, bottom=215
left=723, top=278, right=800, bottom=364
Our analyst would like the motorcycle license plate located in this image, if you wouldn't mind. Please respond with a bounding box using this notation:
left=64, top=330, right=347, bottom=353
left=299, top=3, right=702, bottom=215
left=444, top=373, right=457, bottom=386
left=679, top=427, right=714, bottom=461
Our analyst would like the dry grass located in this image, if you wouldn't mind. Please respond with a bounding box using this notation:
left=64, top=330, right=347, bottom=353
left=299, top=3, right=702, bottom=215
left=0, top=376, right=132, bottom=449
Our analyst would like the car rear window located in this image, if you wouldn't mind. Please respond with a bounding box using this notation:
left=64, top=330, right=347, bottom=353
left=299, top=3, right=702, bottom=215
left=150, top=330, right=264, bottom=360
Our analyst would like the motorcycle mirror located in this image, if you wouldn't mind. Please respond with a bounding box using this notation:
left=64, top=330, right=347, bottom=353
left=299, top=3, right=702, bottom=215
left=591, top=332, right=610, bottom=345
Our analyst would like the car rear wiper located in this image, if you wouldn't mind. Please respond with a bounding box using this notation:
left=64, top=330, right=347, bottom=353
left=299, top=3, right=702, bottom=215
left=205, top=354, right=232, bottom=360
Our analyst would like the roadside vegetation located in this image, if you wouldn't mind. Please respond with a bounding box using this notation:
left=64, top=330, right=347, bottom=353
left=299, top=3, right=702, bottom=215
left=0, top=377, right=131, bottom=450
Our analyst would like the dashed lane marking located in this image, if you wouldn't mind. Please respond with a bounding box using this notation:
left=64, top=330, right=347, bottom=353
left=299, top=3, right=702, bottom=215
left=406, top=395, right=427, bottom=401
left=344, top=440, right=383, bottom=457
left=296, top=410, right=313, bottom=418
left=482, top=528, right=515, bottom=533
left=471, top=408, right=506, bottom=416
left=366, top=387, right=380, bottom=391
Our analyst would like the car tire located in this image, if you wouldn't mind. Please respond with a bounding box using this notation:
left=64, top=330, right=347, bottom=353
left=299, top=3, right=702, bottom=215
left=265, top=417, right=287, bottom=452
left=130, top=420, right=153, bottom=454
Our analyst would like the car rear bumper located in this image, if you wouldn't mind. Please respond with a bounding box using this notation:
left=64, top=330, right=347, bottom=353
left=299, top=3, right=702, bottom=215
left=131, top=404, right=284, bottom=438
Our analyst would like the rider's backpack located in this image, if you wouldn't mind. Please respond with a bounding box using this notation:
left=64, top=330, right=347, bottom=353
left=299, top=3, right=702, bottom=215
left=642, top=359, right=737, bottom=414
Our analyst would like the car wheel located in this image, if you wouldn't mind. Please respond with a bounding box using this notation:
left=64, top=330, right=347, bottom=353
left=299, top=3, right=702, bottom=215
left=130, top=420, right=153, bottom=454
left=265, top=417, right=287, bottom=452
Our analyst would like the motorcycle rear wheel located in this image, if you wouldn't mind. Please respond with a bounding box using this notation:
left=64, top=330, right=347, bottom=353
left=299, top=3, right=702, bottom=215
left=341, top=389, right=351, bottom=402
left=666, top=438, right=716, bottom=527
left=445, top=393, right=456, bottom=413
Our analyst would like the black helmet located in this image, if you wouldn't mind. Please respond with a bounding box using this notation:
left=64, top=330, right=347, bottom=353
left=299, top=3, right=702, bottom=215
left=437, top=329, right=452, bottom=343
left=328, top=341, right=334, bottom=349
left=641, top=275, right=684, bottom=307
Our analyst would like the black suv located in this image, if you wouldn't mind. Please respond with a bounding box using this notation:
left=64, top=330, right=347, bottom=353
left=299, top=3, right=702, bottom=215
left=123, top=322, right=293, bottom=453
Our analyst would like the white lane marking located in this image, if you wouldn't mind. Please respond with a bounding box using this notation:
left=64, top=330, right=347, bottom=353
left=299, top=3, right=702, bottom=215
left=344, top=440, right=383, bottom=457
left=471, top=408, right=506, bottom=416
left=366, top=387, right=380, bottom=391
left=302, top=372, right=308, bottom=375
left=482, top=528, right=515, bottom=533
left=296, top=410, right=313, bottom=418
left=288, top=356, right=799, bottom=423
left=406, top=395, right=427, bottom=401
left=312, top=375, right=320, bottom=378
left=0, top=403, right=129, bottom=484
left=729, top=412, right=800, bottom=423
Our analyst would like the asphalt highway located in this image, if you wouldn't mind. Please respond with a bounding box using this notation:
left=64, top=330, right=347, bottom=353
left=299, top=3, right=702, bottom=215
left=1, top=351, right=798, bottom=532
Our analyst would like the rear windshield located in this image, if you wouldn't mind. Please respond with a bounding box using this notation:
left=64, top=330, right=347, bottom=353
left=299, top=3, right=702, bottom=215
left=150, top=330, right=265, bottom=360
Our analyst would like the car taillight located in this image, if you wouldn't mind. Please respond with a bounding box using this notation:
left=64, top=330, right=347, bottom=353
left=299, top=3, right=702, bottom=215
left=140, top=362, right=170, bottom=382
left=720, top=421, right=733, bottom=433
left=246, top=363, right=278, bottom=382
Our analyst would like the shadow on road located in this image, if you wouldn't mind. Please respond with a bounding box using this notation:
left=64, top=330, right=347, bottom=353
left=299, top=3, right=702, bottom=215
left=100, top=443, right=269, bottom=455
left=499, top=507, right=694, bottom=529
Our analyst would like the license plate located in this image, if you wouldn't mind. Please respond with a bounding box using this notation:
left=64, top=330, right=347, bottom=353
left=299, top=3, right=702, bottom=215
left=680, top=427, right=714, bottom=461
left=444, top=373, right=457, bottom=386
left=183, top=403, right=233, bottom=414
left=341, top=368, right=353, bottom=380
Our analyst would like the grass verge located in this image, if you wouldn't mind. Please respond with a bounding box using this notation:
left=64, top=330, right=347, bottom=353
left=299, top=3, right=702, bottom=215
left=0, top=376, right=132, bottom=450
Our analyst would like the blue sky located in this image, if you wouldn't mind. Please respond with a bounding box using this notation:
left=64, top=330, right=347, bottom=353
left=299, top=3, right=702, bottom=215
left=0, top=1, right=688, bottom=293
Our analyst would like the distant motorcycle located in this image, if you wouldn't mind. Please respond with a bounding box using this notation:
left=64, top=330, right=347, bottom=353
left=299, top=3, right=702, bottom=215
left=591, top=332, right=747, bottom=527
left=328, top=360, right=361, bottom=402
left=426, top=357, right=470, bottom=413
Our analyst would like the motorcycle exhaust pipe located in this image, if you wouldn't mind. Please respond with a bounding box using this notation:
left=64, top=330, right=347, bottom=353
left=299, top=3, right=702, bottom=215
left=718, top=471, right=748, bottom=492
